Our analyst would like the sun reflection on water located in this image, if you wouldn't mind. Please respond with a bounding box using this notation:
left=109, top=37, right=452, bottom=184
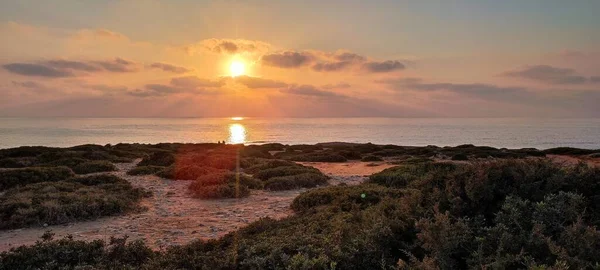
left=228, top=123, right=246, bottom=144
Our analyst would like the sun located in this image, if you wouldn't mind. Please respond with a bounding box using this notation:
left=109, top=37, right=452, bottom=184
left=230, top=61, right=245, bottom=77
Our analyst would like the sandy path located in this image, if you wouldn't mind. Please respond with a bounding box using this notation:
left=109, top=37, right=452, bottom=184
left=0, top=160, right=391, bottom=251
left=298, top=161, right=396, bottom=185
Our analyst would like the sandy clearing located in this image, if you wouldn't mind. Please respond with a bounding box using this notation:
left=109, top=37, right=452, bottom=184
left=0, top=160, right=392, bottom=251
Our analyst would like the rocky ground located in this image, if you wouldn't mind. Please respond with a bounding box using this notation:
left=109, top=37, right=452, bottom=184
left=0, top=160, right=393, bottom=251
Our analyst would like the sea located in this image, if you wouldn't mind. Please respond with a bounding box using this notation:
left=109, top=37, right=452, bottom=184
left=0, top=118, right=599, bottom=150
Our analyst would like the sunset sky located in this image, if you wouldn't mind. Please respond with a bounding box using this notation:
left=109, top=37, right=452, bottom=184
left=1, top=0, right=599, bottom=117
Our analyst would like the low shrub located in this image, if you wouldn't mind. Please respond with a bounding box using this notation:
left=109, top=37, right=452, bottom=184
left=254, top=166, right=321, bottom=181
left=72, top=160, right=117, bottom=174
left=361, top=155, right=383, bottom=162
left=0, top=174, right=147, bottom=229
left=138, top=151, right=175, bottom=167
left=291, top=184, right=407, bottom=212
left=0, top=167, right=75, bottom=191
left=156, top=165, right=225, bottom=180
left=451, top=153, right=469, bottom=160
left=243, top=159, right=300, bottom=174
left=285, top=152, right=347, bottom=162
left=127, top=165, right=166, bottom=176
left=543, top=147, right=599, bottom=155
left=264, top=173, right=328, bottom=191
left=189, top=183, right=250, bottom=199
left=0, top=157, right=37, bottom=168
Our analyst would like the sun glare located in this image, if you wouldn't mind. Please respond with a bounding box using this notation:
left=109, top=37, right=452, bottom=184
left=228, top=123, right=246, bottom=144
left=230, top=61, right=245, bottom=77
left=231, top=117, right=244, bottom=121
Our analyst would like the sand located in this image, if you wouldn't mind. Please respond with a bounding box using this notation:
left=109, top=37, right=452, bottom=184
left=0, top=159, right=391, bottom=251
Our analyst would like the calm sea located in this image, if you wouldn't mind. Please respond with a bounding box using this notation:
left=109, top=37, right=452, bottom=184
left=0, top=118, right=599, bottom=149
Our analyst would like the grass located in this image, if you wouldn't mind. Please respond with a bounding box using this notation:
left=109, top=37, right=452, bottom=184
left=0, top=174, right=148, bottom=230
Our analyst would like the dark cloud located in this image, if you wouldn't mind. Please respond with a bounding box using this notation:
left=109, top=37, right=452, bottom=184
left=170, top=76, right=224, bottom=88
left=93, top=58, right=137, bottom=72
left=334, top=52, right=366, bottom=62
left=3, top=63, right=73, bottom=77
left=230, top=75, right=288, bottom=89
left=322, top=83, right=351, bottom=89
left=3, top=58, right=140, bottom=78
left=312, top=61, right=352, bottom=72
left=502, top=65, right=588, bottom=85
left=381, top=77, right=529, bottom=101
left=281, top=85, right=344, bottom=98
left=261, top=51, right=313, bottom=68
left=11, top=81, right=45, bottom=89
left=149, top=62, right=192, bottom=74
left=190, top=39, right=271, bottom=55
left=45, top=60, right=102, bottom=72
left=591, top=76, right=600, bottom=83
left=362, top=60, right=405, bottom=73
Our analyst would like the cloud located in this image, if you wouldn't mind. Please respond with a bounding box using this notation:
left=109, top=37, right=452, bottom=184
left=171, top=76, right=224, bottom=88
left=334, top=52, right=366, bottom=62
left=186, top=39, right=271, bottom=55
left=362, top=60, right=405, bottom=73
left=322, top=83, right=351, bottom=89
left=149, top=62, right=192, bottom=74
left=502, top=65, right=588, bottom=85
left=229, top=75, right=288, bottom=89
left=3, top=58, right=140, bottom=77
left=312, top=61, right=353, bottom=72
left=281, top=84, right=344, bottom=98
left=261, top=51, right=313, bottom=68
left=45, top=60, right=102, bottom=72
left=92, top=58, right=138, bottom=72
left=12, top=81, right=46, bottom=89
left=590, top=76, right=600, bottom=83
left=3, top=63, right=73, bottom=77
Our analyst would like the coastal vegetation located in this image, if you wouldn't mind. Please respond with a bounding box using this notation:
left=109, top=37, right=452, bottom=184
left=0, top=143, right=599, bottom=269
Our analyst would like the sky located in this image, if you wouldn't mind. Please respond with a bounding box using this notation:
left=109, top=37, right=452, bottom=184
left=0, top=0, right=599, bottom=117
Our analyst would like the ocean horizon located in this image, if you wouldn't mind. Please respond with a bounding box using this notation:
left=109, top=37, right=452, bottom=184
left=1, top=117, right=599, bottom=149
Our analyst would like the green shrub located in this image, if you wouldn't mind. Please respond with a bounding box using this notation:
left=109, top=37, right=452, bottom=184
left=264, top=173, right=329, bottom=191
left=0, top=157, right=37, bottom=168
left=543, top=147, right=598, bottom=155
left=189, top=183, right=250, bottom=199
left=291, top=184, right=406, bottom=212
left=0, top=175, right=147, bottom=229
left=127, top=165, right=166, bottom=175
left=0, top=167, right=75, bottom=191
left=156, top=165, right=225, bottom=180
left=243, top=159, right=300, bottom=174
left=138, top=151, right=175, bottom=167
left=254, top=165, right=321, bottom=180
left=361, top=155, right=383, bottom=162
left=0, top=235, right=154, bottom=269
left=451, top=153, right=469, bottom=160
left=72, top=160, right=117, bottom=174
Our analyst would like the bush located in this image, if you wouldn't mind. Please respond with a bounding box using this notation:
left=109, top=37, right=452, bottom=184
left=189, top=183, right=250, bottom=199
left=72, top=160, right=117, bottom=174
left=127, top=165, right=166, bottom=176
left=0, top=157, right=37, bottom=168
left=291, top=184, right=406, bottom=212
left=156, top=165, right=225, bottom=180
left=451, top=153, right=469, bottom=160
left=543, top=147, right=599, bottom=155
left=138, top=151, right=175, bottom=167
left=254, top=166, right=321, bottom=181
left=0, top=174, right=147, bottom=229
left=264, top=173, right=329, bottom=191
left=361, top=155, right=383, bottom=162
left=0, top=167, right=75, bottom=191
